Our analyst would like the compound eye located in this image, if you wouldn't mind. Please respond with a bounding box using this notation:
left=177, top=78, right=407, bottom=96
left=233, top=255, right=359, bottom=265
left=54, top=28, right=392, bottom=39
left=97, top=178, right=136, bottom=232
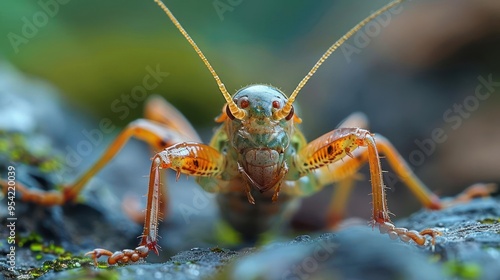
left=272, top=100, right=281, bottom=109
left=237, top=97, right=250, bottom=109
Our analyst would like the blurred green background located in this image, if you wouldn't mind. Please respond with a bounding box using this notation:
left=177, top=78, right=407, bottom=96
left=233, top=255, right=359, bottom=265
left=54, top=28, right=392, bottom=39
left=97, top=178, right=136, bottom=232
left=1, top=0, right=500, bottom=222
left=1, top=0, right=345, bottom=128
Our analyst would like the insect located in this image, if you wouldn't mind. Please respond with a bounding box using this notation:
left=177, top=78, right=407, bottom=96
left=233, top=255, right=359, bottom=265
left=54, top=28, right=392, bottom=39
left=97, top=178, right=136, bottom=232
left=6, top=0, right=493, bottom=266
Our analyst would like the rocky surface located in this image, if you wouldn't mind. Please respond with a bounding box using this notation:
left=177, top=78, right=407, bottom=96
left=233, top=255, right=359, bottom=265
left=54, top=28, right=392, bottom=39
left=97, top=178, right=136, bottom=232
left=1, top=196, right=499, bottom=280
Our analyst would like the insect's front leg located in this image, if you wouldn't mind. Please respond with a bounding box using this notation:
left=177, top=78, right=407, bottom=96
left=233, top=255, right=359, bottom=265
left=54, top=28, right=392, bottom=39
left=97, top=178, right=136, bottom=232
left=86, top=142, right=225, bottom=265
left=291, top=127, right=440, bottom=246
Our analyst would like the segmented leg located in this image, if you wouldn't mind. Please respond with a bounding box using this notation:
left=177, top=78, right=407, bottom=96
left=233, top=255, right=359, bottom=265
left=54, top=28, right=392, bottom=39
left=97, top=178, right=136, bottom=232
left=90, top=142, right=227, bottom=264
left=2, top=95, right=208, bottom=265
left=312, top=113, right=495, bottom=229
left=1, top=180, right=65, bottom=206
left=9, top=118, right=188, bottom=207
left=85, top=247, right=149, bottom=266
left=327, top=112, right=367, bottom=226
left=313, top=134, right=440, bottom=220
left=315, top=135, right=496, bottom=225
left=7, top=95, right=200, bottom=207
left=290, top=127, right=441, bottom=246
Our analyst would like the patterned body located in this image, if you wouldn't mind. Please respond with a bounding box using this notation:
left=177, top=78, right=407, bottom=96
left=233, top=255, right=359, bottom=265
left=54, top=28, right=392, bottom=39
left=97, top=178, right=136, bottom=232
left=197, top=85, right=319, bottom=239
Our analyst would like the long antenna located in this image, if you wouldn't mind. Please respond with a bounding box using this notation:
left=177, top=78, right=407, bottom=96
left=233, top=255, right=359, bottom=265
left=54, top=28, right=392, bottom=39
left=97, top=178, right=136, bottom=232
left=153, top=0, right=246, bottom=120
left=273, top=0, right=402, bottom=120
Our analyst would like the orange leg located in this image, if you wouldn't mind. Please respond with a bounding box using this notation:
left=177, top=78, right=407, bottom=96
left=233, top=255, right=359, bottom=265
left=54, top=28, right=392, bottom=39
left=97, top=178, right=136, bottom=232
left=1, top=180, right=65, bottom=206
left=316, top=134, right=495, bottom=226
left=291, top=128, right=441, bottom=246
left=8, top=95, right=200, bottom=206
left=87, top=142, right=226, bottom=264
left=326, top=112, right=367, bottom=226
left=1, top=95, right=207, bottom=264
left=10, top=118, right=190, bottom=207
left=315, top=113, right=495, bottom=229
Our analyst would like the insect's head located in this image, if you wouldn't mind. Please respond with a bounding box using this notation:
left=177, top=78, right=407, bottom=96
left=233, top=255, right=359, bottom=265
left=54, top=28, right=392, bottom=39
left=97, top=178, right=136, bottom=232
left=227, top=85, right=294, bottom=122
left=225, top=85, right=295, bottom=159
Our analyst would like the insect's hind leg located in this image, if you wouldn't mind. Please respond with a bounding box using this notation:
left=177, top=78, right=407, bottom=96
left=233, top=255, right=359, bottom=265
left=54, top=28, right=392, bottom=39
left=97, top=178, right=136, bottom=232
left=315, top=133, right=494, bottom=242
left=325, top=112, right=369, bottom=228
left=14, top=95, right=199, bottom=206
left=313, top=136, right=439, bottom=229
left=292, top=128, right=442, bottom=245
left=87, top=142, right=227, bottom=265
left=316, top=134, right=437, bottom=225
left=371, top=134, right=494, bottom=209
left=7, top=119, right=174, bottom=206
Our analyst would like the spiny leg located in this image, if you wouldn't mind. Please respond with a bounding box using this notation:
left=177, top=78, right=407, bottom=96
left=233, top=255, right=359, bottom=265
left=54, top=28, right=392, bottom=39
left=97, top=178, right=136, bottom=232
left=291, top=128, right=440, bottom=246
left=374, top=135, right=494, bottom=208
left=322, top=112, right=494, bottom=224
left=5, top=95, right=205, bottom=264
left=13, top=94, right=200, bottom=205
left=123, top=95, right=202, bottom=223
left=87, top=142, right=226, bottom=264
left=324, top=113, right=441, bottom=219
left=314, top=133, right=441, bottom=227
left=318, top=134, right=496, bottom=226
left=326, top=112, right=367, bottom=226
left=12, top=119, right=187, bottom=206
left=293, top=128, right=388, bottom=222
left=66, top=119, right=192, bottom=201
left=64, top=94, right=201, bottom=203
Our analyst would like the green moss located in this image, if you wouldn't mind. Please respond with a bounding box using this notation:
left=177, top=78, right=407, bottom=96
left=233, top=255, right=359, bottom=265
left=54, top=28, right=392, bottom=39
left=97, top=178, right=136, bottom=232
left=12, top=232, right=98, bottom=279
left=15, top=256, right=95, bottom=279
left=444, top=261, right=482, bottom=279
left=479, top=218, right=500, bottom=224
left=0, top=131, right=63, bottom=173
left=19, top=232, right=43, bottom=247
left=20, top=233, right=66, bottom=256
left=210, top=247, right=225, bottom=253
left=30, top=243, right=43, bottom=252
